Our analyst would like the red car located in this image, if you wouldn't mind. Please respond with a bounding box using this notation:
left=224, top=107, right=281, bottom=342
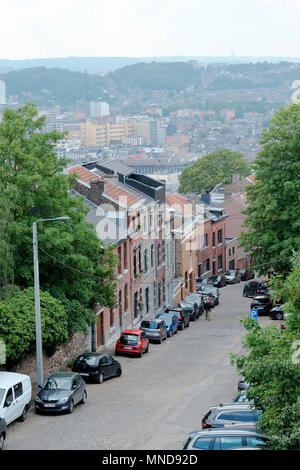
left=115, top=329, right=149, bottom=357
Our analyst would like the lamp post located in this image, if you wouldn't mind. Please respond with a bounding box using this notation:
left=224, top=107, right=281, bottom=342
left=33, top=217, right=70, bottom=387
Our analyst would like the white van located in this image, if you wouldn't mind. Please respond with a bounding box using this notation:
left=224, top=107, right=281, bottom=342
left=0, top=372, right=32, bottom=424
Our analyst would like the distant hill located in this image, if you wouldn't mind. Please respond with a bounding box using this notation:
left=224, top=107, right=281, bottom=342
left=1, top=61, right=300, bottom=109
left=0, top=67, right=109, bottom=107
left=1, top=56, right=300, bottom=74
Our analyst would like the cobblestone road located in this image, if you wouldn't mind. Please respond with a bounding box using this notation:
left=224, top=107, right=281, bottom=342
left=5, top=282, right=276, bottom=450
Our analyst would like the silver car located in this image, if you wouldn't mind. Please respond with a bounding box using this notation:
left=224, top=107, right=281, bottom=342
left=140, top=319, right=168, bottom=344
left=224, top=270, right=241, bottom=284
left=183, top=429, right=269, bottom=450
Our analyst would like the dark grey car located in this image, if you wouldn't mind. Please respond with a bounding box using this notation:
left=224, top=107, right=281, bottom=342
left=198, top=285, right=220, bottom=306
left=72, top=352, right=122, bottom=383
left=165, top=307, right=190, bottom=330
left=35, top=372, right=87, bottom=414
left=140, top=319, right=168, bottom=343
left=202, top=404, right=261, bottom=429
left=0, top=417, right=6, bottom=450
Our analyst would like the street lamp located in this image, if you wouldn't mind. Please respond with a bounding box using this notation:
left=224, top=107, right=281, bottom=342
left=33, top=217, right=71, bottom=387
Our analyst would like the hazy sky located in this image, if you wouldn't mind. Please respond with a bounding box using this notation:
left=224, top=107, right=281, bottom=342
left=1, top=0, right=299, bottom=59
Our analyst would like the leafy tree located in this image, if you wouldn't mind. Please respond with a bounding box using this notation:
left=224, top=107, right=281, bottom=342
left=0, top=103, right=118, bottom=333
left=0, top=287, right=68, bottom=367
left=239, top=104, right=300, bottom=275
left=178, top=149, right=250, bottom=194
left=231, top=254, right=300, bottom=449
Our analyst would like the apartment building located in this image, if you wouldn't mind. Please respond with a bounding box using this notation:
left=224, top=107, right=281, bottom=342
left=80, top=120, right=136, bottom=147
left=68, top=160, right=166, bottom=348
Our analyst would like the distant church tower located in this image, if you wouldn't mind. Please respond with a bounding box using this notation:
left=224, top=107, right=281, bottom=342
left=0, top=80, right=6, bottom=104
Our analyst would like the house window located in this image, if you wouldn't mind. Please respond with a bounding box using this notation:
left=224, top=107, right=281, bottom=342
left=229, top=248, right=231, bottom=257
left=145, top=287, right=149, bottom=313
left=232, top=246, right=235, bottom=255
left=118, top=246, right=122, bottom=274
left=203, top=259, right=210, bottom=273
left=123, top=243, right=127, bottom=270
left=198, top=264, right=202, bottom=277
left=203, top=233, right=209, bottom=248
left=110, top=308, right=114, bottom=327
left=157, top=243, right=160, bottom=266
left=134, top=292, right=138, bottom=319
left=185, top=271, right=188, bottom=289
left=124, top=284, right=128, bottom=311
left=144, top=249, right=148, bottom=273
left=217, top=229, right=223, bottom=244
left=218, top=255, right=223, bottom=270
left=133, top=249, right=137, bottom=277
left=151, top=244, right=154, bottom=268
left=212, top=232, right=216, bottom=247
left=158, top=283, right=161, bottom=307
left=118, top=290, right=122, bottom=316
left=138, top=247, right=141, bottom=271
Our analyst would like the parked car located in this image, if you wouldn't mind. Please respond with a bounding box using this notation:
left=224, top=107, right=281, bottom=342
left=256, top=281, right=270, bottom=296
left=156, top=313, right=178, bottom=337
left=0, top=372, right=32, bottom=425
left=165, top=307, right=190, bottom=330
left=0, top=418, right=7, bottom=450
left=115, top=329, right=149, bottom=357
left=251, top=295, right=273, bottom=316
left=196, top=277, right=210, bottom=289
left=183, top=429, right=269, bottom=450
left=202, top=404, right=261, bottom=429
left=184, top=293, right=205, bottom=315
left=238, top=269, right=255, bottom=281
left=202, top=292, right=215, bottom=309
left=238, top=378, right=250, bottom=392
left=198, top=285, right=220, bottom=306
left=269, top=305, right=284, bottom=320
left=208, top=274, right=227, bottom=288
left=224, top=270, right=241, bottom=284
left=140, top=319, right=168, bottom=343
left=243, top=280, right=259, bottom=297
left=72, top=352, right=122, bottom=383
left=232, top=391, right=253, bottom=404
left=179, top=302, right=199, bottom=321
left=35, top=372, right=87, bottom=414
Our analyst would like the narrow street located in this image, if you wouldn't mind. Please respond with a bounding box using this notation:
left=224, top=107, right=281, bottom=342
left=5, top=282, right=275, bottom=450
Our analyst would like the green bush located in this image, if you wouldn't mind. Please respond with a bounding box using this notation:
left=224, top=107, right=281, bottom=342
left=0, top=287, right=68, bottom=367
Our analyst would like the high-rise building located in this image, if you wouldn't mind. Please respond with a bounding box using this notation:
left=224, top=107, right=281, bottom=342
left=0, top=80, right=6, bottom=105
left=89, top=101, right=110, bottom=118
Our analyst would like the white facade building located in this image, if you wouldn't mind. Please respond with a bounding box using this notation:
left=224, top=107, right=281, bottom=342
left=90, top=101, right=110, bottom=118
left=0, top=81, right=6, bottom=105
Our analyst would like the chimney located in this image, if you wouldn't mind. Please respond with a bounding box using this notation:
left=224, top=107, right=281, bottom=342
left=104, top=173, right=119, bottom=185
left=200, top=190, right=211, bottom=205
left=232, top=173, right=240, bottom=184
left=89, top=179, right=105, bottom=206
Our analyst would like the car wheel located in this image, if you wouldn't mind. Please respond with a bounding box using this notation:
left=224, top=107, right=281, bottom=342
left=116, top=368, right=122, bottom=377
left=19, top=405, right=28, bottom=422
left=181, top=323, right=185, bottom=331
left=68, top=400, right=74, bottom=414
left=96, top=372, right=104, bottom=384
left=145, top=345, right=149, bottom=353
left=175, top=329, right=178, bottom=334
left=0, top=433, right=5, bottom=451
left=158, top=337, right=162, bottom=344
left=276, top=312, right=283, bottom=320
left=81, top=390, right=87, bottom=404
left=137, top=352, right=142, bottom=358
left=115, top=351, right=120, bottom=356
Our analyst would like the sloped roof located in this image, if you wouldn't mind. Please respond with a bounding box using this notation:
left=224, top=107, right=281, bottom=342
left=68, top=165, right=103, bottom=184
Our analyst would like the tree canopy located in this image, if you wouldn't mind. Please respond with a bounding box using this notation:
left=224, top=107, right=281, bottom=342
left=178, top=149, right=250, bottom=194
left=0, top=103, right=118, bottom=336
left=231, top=254, right=300, bottom=449
left=239, top=104, right=300, bottom=275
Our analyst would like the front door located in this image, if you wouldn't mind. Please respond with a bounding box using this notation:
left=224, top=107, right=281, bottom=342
left=2, top=387, right=18, bottom=424
left=212, top=261, right=216, bottom=275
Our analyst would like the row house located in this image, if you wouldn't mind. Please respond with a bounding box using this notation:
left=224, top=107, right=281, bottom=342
left=68, top=160, right=168, bottom=349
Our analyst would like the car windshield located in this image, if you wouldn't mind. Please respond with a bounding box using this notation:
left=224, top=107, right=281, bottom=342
left=0, top=388, right=5, bottom=404
left=158, top=316, right=172, bottom=326
left=239, top=269, right=246, bottom=274
left=42, top=377, right=72, bottom=390
left=210, top=276, right=219, bottom=281
left=186, top=295, right=201, bottom=302
left=119, top=334, right=139, bottom=345
left=77, top=355, right=99, bottom=366
left=141, top=321, right=160, bottom=329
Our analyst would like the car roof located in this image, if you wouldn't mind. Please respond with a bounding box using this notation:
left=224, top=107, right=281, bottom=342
left=48, top=372, right=79, bottom=379
left=189, top=429, right=265, bottom=438
left=121, top=329, right=140, bottom=334
left=78, top=352, right=104, bottom=358
left=209, top=403, right=254, bottom=411
left=0, top=372, right=30, bottom=387
left=142, top=318, right=161, bottom=323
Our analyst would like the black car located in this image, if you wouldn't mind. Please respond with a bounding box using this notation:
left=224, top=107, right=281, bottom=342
left=179, top=301, right=200, bottom=321
left=165, top=307, right=190, bottom=330
left=209, top=274, right=227, bottom=288
left=35, top=372, right=87, bottom=414
left=251, top=295, right=273, bottom=315
left=269, top=305, right=284, bottom=320
left=72, top=352, right=122, bottom=383
left=256, top=281, right=270, bottom=296
left=0, top=418, right=7, bottom=450
left=243, top=280, right=259, bottom=298
left=239, top=269, right=255, bottom=281
left=198, top=285, right=220, bottom=306
left=195, top=277, right=210, bottom=289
